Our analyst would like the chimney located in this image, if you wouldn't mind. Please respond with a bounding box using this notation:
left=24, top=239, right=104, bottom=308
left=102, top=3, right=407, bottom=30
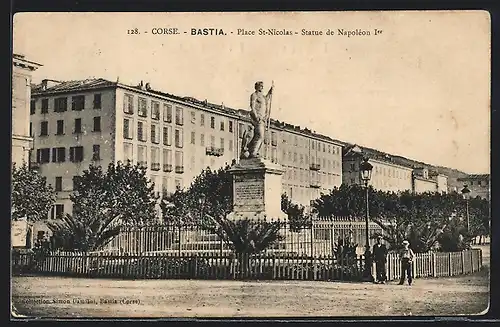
left=41, top=79, right=62, bottom=90
left=145, top=83, right=151, bottom=91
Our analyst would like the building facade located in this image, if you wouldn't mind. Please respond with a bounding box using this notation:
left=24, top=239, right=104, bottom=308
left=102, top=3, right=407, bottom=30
left=457, top=174, right=490, bottom=200
left=342, top=145, right=448, bottom=194
left=30, top=78, right=344, bottom=219
left=12, top=54, right=41, bottom=166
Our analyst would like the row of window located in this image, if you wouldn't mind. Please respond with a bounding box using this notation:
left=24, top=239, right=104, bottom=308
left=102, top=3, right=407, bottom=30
left=123, top=118, right=183, bottom=147
left=372, top=165, right=411, bottom=180
left=282, top=133, right=341, bottom=156
left=122, top=94, right=235, bottom=133
left=283, top=168, right=339, bottom=185
left=33, top=117, right=102, bottom=137
left=35, top=145, right=100, bottom=164
left=121, top=94, right=341, bottom=158
left=123, top=118, right=236, bottom=153
left=280, top=150, right=340, bottom=170
left=349, top=162, right=412, bottom=180
left=31, top=94, right=102, bottom=114
left=123, top=143, right=184, bottom=173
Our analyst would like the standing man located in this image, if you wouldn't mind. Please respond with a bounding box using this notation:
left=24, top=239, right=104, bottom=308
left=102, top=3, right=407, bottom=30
left=372, top=235, right=388, bottom=284
left=246, top=81, right=273, bottom=158
left=398, top=240, right=415, bottom=286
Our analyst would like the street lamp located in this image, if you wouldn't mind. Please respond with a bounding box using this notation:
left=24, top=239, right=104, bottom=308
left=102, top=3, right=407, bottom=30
left=359, top=156, right=373, bottom=282
left=461, top=184, right=471, bottom=233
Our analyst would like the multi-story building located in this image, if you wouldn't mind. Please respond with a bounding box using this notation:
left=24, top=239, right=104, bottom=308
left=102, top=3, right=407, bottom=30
left=412, top=167, right=448, bottom=194
left=457, top=174, right=490, bottom=200
left=12, top=54, right=41, bottom=166
left=342, top=144, right=448, bottom=194
left=30, top=78, right=344, bottom=219
left=267, top=121, right=343, bottom=206
left=343, top=144, right=413, bottom=192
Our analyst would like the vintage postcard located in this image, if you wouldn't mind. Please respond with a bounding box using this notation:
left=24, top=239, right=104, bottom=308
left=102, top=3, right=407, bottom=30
left=11, top=11, right=490, bottom=319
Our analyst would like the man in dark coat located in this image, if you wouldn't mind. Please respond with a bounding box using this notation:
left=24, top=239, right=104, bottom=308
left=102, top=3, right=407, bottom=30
left=372, top=235, right=388, bottom=284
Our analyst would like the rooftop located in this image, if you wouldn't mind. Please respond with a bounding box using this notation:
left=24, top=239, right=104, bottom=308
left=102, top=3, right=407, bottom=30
left=458, top=174, right=490, bottom=180
left=343, top=143, right=430, bottom=171
left=31, top=78, right=115, bottom=93
left=13, top=53, right=42, bottom=70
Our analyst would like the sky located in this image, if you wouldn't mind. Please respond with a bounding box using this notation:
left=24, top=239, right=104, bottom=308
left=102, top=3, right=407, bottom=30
left=12, top=11, right=490, bottom=174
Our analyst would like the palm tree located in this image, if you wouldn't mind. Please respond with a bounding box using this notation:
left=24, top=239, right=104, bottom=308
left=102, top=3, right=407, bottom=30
left=207, top=215, right=284, bottom=274
left=46, top=212, right=121, bottom=252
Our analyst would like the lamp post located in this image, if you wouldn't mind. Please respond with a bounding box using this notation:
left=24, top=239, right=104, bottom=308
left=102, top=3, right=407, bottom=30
left=461, top=184, right=471, bottom=233
left=359, top=157, right=373, bottom=282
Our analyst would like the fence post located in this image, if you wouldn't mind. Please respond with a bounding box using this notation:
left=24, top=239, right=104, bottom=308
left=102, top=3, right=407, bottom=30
left=448, top=252, right=452, bottom=276
left=178, top=224, right=181, bottom=255
left=471, top=250, right=475, bottom=273
left=479, top=249, right=483, bottom=269
left=430, top=252, right=436, bottom=277
left=461, top=251, right=465, bottom=274
left=310, top=220, right=314, bottom=257
left=412, top=254, right=417, bottom=279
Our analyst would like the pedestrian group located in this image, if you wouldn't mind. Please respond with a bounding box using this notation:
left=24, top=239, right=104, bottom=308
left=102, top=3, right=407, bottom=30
left=372, top=236, right=415, bottom=285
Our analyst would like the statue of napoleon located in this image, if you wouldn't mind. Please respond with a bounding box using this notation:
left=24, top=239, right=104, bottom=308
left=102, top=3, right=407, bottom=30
left=240, top=81, right=274, bottom=159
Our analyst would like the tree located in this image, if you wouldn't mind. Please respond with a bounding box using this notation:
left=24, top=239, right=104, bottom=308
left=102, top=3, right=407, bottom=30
left=104, top=161, right=159, bottom=224
left=46, top=162, right=158, bottom=251
left=281, top=193, right=309, bottom=232
left=161, top=165, right=233, bottom=225
left=437, top=217, right=473, bottom=252
left=11, top=163, right=56, bottom=222
left=214, top=217, right=284, bottom=254
left=312, top=184, right=471, bottom=253
left=467, top=196, right=490, bottom=244
left=312, top=184, right=384, bottom=218
left=209, top=215, right=284, bottom=274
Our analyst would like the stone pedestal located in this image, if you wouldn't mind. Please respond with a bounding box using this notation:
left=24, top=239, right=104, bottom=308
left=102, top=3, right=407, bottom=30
left=227, top=157, right=288, bottom=221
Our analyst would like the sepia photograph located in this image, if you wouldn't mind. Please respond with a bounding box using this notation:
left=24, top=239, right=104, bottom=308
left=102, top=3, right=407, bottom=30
left=11, top=11, right=490, bottom=318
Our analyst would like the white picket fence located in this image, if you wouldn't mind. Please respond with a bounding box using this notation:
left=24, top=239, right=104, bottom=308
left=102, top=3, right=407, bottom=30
left=385, top=249, right=482, bottom=281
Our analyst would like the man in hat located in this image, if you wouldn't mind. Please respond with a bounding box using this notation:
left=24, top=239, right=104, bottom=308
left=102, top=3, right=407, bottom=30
left=372, top=235, right=388, bottom=284
left=398, top=240, right=415, bottom=285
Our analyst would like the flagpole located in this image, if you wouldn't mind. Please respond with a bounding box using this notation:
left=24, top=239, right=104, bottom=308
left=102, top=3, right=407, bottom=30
left=266, top=81, right=274, bottom=160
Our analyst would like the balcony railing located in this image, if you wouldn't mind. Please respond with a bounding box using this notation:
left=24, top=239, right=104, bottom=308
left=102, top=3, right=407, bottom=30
left=151, top=163, right=161, bottom=171
left=175, top=165, right=184, bottom=174
left=163, top=164, right=173, bottom=172
left=206, top=146, right=224, bottom=157
left=138, top=161, right=148, bottom=168
left=310, top=181, right=321, bottom=188
left=310, top=163, right=321, bottom=171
